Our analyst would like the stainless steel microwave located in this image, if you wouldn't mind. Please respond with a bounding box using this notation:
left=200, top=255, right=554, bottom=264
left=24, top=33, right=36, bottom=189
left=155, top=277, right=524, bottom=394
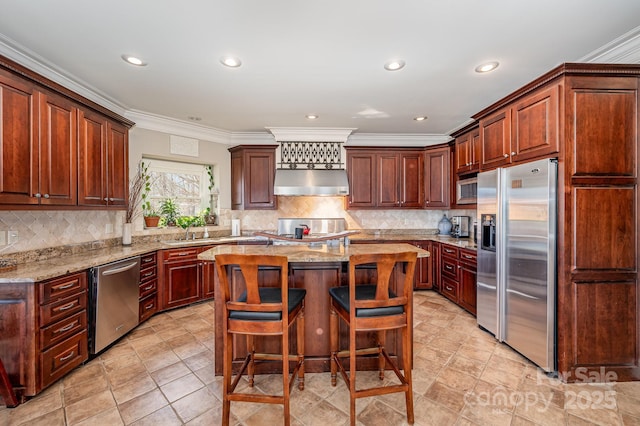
left=456, top=177, right=477, bottom=204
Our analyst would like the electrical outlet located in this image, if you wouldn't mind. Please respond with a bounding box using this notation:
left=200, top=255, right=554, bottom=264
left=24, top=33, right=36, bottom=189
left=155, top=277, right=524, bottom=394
left=8, top=231, right=18, bottom=244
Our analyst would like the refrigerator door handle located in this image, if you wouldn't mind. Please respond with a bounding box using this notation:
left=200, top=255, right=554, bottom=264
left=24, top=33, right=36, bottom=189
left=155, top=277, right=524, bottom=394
left=506, top=288, right=540, bottom=300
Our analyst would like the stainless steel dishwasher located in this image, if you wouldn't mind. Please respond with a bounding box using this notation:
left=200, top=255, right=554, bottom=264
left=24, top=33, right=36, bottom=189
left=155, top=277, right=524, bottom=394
left=89, top=256, right=141, bottom=354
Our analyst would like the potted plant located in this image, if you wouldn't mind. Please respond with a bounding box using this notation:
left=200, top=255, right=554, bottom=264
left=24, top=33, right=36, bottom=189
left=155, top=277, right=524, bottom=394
left=139, top=161, right=160, bottom=228
left=160, top=198, right=180, bottom=226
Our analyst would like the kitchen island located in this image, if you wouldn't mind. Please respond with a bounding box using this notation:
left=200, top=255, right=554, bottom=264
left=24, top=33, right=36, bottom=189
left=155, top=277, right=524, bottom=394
left=199, top=243, right=429, bottom=375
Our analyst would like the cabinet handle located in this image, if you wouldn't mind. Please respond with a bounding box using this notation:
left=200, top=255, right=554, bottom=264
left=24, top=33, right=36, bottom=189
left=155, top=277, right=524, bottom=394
left=142, top=257, right=154, bottom=263
left=56, top=302, right=76, bottom=312
left=444, top=248, right=454, bottom=253
left=59, top=351, right=75, bottom=362
left=55, top=282, right=76, bottom=291
left=445, top=265, right=453, bottom=271
left=143, top=271, right=154, bottom=277
left=178, top=252, right=189, bottom=256
left=55, top=323, right=76, bottom=334
left=145, top=303, right=154, bottom=310
left=143, top=285, right=154, bottom=291
left=463, top=254, right=474, bottom=259
left=446, top=286, right=453, bottom=291
left=109, top=198, right=115, bottom=202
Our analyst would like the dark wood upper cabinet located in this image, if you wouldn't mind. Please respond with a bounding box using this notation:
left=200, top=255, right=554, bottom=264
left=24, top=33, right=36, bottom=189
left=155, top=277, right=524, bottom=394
left=423, top=145, right=450, bottom=208
left=78, top=110, right=128, bottom=207
left=346, top=147, right=423, bottom=209
left=454, top=126, right=480, bottom=175
left=229, top=145, right=278, bottom=210
left=478, top=83, right=560, bottom=171
left=0, top=54, right=132, bottom=210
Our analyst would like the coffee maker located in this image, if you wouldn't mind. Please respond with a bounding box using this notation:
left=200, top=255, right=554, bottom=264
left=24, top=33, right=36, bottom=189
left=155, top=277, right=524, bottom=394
left=451, top=215, right=471, bottom=238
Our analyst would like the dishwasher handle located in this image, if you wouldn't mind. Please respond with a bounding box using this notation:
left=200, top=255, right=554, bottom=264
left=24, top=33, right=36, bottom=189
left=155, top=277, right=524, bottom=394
left=101, top=261, right=139, bottom=276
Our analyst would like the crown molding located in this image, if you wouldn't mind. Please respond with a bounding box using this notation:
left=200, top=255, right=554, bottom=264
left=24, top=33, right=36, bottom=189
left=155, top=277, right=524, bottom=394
left=0, top=34, right=128, bottom=116
left=266, top=127, right=357, bottom=142
left=346, top=133, right=451, bottom=147
left=579, top=25, right=640, bottom=64
left=125, top=110, right=233, bottom=144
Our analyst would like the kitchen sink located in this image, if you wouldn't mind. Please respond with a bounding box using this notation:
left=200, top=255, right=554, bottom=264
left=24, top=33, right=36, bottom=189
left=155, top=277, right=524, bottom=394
left=162, top=236, right=259, bottom=246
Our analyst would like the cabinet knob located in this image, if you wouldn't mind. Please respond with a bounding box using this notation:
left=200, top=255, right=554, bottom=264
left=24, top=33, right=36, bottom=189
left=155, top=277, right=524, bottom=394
left=34, top=193, right=41, bottom=198
left=503, top=154, right=509, bottom=158
left=43, top=193, right=50, bottom=199
left=511, top=152, right=516, bottom=156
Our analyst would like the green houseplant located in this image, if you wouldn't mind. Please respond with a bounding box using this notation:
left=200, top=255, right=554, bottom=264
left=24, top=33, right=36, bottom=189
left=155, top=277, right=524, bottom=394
left=140, top=161, right=160, bottom=228
left=160, top=198, right=180, bottom=226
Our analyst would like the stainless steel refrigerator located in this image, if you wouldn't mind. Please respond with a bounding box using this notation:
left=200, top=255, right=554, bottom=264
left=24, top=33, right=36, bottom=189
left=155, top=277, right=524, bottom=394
left=477, top=158, right=557, bottom=372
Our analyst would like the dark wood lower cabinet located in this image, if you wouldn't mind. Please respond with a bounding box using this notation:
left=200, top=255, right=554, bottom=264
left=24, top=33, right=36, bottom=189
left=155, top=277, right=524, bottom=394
left=160, top=246, right=213, bottom=311
left=434, top=242, right=477, bottom=315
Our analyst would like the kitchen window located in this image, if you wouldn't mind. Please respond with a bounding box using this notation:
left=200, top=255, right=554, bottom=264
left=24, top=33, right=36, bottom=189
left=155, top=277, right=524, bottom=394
left=142, top=158, right=214, bottom=216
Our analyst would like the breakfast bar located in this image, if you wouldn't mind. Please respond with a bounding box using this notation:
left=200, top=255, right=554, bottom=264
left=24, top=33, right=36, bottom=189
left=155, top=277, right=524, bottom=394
left=199, top=243, right=429, bottom=375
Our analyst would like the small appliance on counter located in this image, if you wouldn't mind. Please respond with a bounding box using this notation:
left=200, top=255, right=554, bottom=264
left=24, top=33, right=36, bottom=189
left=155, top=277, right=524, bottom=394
left=451, top=215, right=471, bottom=238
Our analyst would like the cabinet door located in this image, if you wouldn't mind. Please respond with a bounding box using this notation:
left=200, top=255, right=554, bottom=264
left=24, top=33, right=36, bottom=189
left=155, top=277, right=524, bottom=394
left=480, top=108, right=512, bottom=170
left=346, top=151, right=376, bottom=208
left=245, top=150, right=276, bottom=209
left=78, top=109, right=107, bottom=206
left=455, top=133, right=471, bottom=174
left=399, top=152, right=423, bottom=207
left=38, top=91, right=77, bottom=206
left=413, top=241, right=433, bottom=290
left=424, top=147, right=450, bottom=208
left=0, top=70, right=38, bottom=205
left=163, top=259, right=202, bottom=309
left=230, top=154, right=243, bottom=210
left=106, top=121, right=128, bottom=206
left=431, top=242, right=441, bottom=291
left=459, top=262, right=477, bottom=315
left=512, top=84, right=559, bottom=162
left=470, top=128, right=481, bottom=172
left=378, top=153, right=400, bottom=207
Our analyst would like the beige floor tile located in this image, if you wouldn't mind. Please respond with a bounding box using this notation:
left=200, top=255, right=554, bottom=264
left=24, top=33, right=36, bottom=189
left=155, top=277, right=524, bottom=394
left=118, top=388, right=169, bottom=425
left=62, top=361, right=104, bottom=388
left=171, top=386, right=218, bottom=423
left=74, top=407, right=124, bottom=426
left=7, top=387, right=63, bottom=425
left=111, top=373, right=158, bottom=404
left=357, top=399, right=410, bottom=425
left=13, top=407, right=66, bottom=426
left=423, top=380, right=467, bottom=413
left=172, top=341, right=208, bottom=360
left=296, top=399, right=349, bottom=426
left=160, top=373, right=205, bottom=403
left=64, top=389, right=116, bottom=425
left=412, top=395, right=458, bottom=426
left=142, top=351, right=183, bottom=373
left=129, top=405, right=182, bottom=426
left=106, top=362, right=149, bottom=389
left=182, top=350, right=213, bottom=372
left=63, top=373, right=110, bottom=405
left=150, top=362, right=192, bottom=387
left=435, top=367, right=477, bottom=394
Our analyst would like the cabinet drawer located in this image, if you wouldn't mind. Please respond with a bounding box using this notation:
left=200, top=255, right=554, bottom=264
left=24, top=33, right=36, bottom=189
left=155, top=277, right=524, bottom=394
left=441, top=257, right=459, bottom=280
left=163, top=248, right=199, bottom=261
left=40, top=330, right=87, bottom=388
left=40, top=310, right=86, bottom=350
left=40, top=291, right=87, bottom=326
left=440, top=245, right=459, bottom=258
left=140, top=252, right=157, bottom=267
left=39, top=272, right=87, bottom=304
left=139, top=279, right=157, bottom=299
left=441, top=278, right=459, bottom=303
left=140, top=265, right=157, bottom=283
left=139, top=293, right=158, bottom=323
left=459, top=249, right=477, bottom=265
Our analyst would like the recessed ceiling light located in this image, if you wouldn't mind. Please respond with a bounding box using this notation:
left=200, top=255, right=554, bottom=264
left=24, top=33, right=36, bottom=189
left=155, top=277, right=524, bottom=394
left=475, top=61, right=499, bottom=73
left=384, top=60, right=406, bottom=71
left=306, top=114, right=319, bottom=120
left=121, top=54, right=147, bottom=66
left=414, top=116, right=428, bottom=121
left=220, top=56, right=242, bottom=68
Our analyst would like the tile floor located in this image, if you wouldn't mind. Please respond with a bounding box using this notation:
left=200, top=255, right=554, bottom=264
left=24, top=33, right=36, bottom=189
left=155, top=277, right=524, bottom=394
left=1, top=291, right=639, bottom=425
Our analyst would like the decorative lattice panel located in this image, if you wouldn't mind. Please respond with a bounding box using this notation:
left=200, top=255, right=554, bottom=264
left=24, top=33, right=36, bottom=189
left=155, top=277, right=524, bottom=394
left=278, top=142, right=344, bottom=169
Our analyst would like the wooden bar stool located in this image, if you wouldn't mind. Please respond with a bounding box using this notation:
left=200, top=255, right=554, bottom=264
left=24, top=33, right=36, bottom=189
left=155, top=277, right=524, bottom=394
left=215, top=254, right=306, bottom=426
left=0, top=357, right=19, bottom=407
left=329, top=251, right=417, bottom=425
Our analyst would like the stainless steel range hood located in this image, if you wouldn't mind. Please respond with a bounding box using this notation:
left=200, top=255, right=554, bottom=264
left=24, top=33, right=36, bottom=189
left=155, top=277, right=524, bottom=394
left=274, top=169, right=349, bottom=196
left=268, top=127, right=356, bottom=197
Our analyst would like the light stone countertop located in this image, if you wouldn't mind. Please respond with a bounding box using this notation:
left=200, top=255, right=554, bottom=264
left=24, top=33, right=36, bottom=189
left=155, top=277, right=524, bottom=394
left=198, top=242, right=429, bottom=263
left=0, top=232, right=472, bottom=283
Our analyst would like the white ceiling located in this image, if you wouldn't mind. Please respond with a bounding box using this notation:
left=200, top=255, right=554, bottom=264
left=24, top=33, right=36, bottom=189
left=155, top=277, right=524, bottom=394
left=1, top=0, right=640, bottom=140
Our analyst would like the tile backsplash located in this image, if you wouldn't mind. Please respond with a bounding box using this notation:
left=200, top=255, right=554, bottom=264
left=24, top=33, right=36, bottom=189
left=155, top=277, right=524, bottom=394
left=0, top=197, right=475, bottom=256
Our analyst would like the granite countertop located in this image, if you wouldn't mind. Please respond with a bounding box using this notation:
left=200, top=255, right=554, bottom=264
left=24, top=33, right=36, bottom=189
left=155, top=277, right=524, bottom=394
left=0, top=232, right=472, bottom=283
left=198, top=242, right=429, bottom=263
